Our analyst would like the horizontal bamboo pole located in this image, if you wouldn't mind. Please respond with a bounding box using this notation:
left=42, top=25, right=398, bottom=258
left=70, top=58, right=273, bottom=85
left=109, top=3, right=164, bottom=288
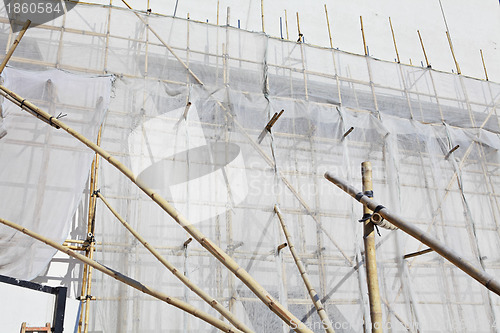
left=324, top=172, right=500, bottom=296
left=275, top=206, right=335, bottom=333
left=0, top=85, right=311, bottom=333
left=0, top=217, right=243, bottom=333
left=0, top=20, right=31, bottom=74
left=96, top=192, right=254, bottom=333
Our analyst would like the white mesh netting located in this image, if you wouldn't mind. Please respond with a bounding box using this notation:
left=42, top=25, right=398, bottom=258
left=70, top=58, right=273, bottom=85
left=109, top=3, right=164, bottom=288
left=0, top=2, right=499, bottom=332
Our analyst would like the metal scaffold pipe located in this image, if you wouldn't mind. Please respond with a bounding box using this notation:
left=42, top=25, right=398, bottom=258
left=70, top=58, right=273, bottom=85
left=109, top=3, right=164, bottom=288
left=324, top=172, right=500, bottom=297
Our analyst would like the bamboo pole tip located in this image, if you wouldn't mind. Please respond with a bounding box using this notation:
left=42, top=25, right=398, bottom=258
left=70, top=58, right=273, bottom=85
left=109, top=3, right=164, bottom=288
left=361, top=161, right=372, bottom=171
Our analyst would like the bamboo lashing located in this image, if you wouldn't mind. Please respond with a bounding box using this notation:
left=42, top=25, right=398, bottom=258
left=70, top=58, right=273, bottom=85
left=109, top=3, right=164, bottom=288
left=417, top=30, right=430, bottom=68
left=96, top=192, right=254, bottom=333
left=0, top=20, right=31, bottom=74
left=445, top=31, right=461, bottom=75
left=480, top=49, right=489, bottom=81
left=388, top=17, right=400, bottom=63
left=324, top=4, right=333, bottom=49
left=120, top=0, right=203, bottom=85
left=324, top=171, right=500, bottom=296
left=0, top=217, right=243, bottom=333
left=275, top=206, right=335, bottom=333
left=360, top=16, right=367, bottom=56
left=361, top=162, right=383, bottom=333
left=0, top=85, right=313, bottom=333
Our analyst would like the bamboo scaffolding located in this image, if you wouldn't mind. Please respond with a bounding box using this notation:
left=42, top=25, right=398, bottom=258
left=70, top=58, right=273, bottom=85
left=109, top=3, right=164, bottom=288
left=120, top=0, right=203, bottom=85
left=324, top=172, right=500, bottom=296
left=361, top=162, right=383, bottom=333
left=0, top=217, right=243, bottom=333
left=285, top=10, right=289, bottom=40
left=275, top=206, right=335, bottom=333
left=0, top=86, right=312, bottom=333
left=96, top=192, right=254, bottom=333
left=388, top=17, right=400, bottom=63
left=0, top=20, right=31, bottom=74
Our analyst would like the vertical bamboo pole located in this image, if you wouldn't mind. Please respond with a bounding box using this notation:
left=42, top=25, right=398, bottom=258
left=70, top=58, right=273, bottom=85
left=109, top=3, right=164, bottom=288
left=445, top=31, right=461, bottom=75
left=217, top=0, right=220, bottom=25
left=324, top=4, right=333, bottom=48
left=480, top=49, right=488, bottom=81
left=361, top=162, right=383, bottom=333
left=417, top=30, right=430, bottom=68
left=0, top=20, right=31, bottom=74
left=360, top=16, right=368, bottom=56
left=285, top=10, right=289, bottom=40
left=275, top=206, right=335, bottom=333
left=296, top=12, right=302, bottom=42
left=261, top=0, right=265, bottom=33
left=388, top=17, right=400, bottom=63
left=82, top=126, right=102, bottom=333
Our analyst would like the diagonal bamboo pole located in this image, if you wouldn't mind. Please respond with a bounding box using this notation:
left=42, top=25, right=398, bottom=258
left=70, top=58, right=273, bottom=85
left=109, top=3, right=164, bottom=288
left=0, top=85, right=313, bottom=333
left=274, top=205, right=335, bottom=333
left=96, top=192, right=254, bottom=333
left=120, top=0, right=203, bottom=85
left=0, top=217, right=243, bottom=333
left=324, top=172, right=500, bottom=297
left=0, top=20, right=31, bottom=74
left=361, top=162, right=383, bottom=333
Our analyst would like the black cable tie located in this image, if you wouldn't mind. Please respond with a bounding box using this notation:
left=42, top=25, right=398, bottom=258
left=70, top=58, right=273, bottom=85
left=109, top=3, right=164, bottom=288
left=373, top=205, right=385, bottom=214
left=358, top=213, right=372, bottom=223
left=49, top=116, right=54, bottom=126
left=364, top=190, right=373, bottom=198
left=374, top=224, right=381, bottom=237
left=20, top=99, right=26, bottom=108
left=355, top=192, right=364, bottom=201
left=92, top=189, right=100, bottom=197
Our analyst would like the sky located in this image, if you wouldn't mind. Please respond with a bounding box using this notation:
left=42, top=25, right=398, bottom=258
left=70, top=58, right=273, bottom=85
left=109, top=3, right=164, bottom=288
left=91, top=0, right=500, bottom=82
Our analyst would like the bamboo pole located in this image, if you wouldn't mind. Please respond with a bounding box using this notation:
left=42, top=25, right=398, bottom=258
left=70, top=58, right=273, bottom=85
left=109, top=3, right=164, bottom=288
left=260, top=0, right=265, bottom=33
left=417, top=30, right=430, bottom=68
left=217, top=0, right=219, bottom=25
left=96, top=192, right=254, bottom=333
left=285, top=10, right=289, bottom=40
left=360, top=16, right=367, bottom=56
left=275, top=206, right=335, bottom=333
left=0, top=217, right=243, bottom=333
left=0, top=20, right=31, bottom=74
left=480, top=49, right=489, bottom=81
left=296, top=12, right=302, bottom=42
left=445, top=31, right=461, bottom=75
left=0, top=86, right=312, bottom=333
left=388, top=17, right=400, bottom=63
left=121, top=0, right=203, bottom=85
left=361, top=162, right=383, bottom=333
left=324, top=4, right=333, bottom=49
left=324, top=172, right=500, bottom=296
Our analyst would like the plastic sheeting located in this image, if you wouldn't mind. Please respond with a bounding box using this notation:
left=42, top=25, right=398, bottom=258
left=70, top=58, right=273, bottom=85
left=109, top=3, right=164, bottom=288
left=0, top=2, right=500, bottom=332
left=0, top=67, right=113, bottom=279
